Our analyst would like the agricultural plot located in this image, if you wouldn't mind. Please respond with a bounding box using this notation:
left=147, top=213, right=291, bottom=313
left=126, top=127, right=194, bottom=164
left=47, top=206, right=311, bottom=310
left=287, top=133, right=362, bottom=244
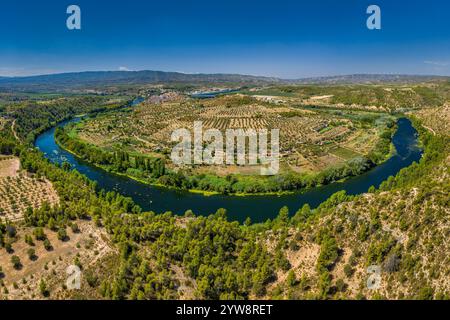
left=74, top=94, right=390, bottom=175
left=0, top=157, right=59, bottom=222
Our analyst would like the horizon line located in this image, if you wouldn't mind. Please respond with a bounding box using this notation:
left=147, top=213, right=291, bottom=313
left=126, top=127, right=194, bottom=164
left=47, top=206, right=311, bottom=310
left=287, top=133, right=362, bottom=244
left=1, top=69, right=449, bottom=80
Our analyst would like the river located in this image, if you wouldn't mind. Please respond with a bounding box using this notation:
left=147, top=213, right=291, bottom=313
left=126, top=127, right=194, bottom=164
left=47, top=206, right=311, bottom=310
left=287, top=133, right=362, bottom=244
left=35, top=108, right=422, bottom=223
left=190, top=89, right=240, bottom=99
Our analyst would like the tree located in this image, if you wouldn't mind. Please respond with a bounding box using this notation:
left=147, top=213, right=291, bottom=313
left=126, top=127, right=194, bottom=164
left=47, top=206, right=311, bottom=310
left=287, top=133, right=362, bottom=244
left=418, top=286, right=434, bottom=300
left=47, top=218, right=57, bottom=231
left=25, top=234, right=35, bottom=246
left=335, top=278, right=346, bottom=292
left=344, top=264, right=354, bottom=278
left=286, top=270, right=297, bottom=287
left=62, top=161, right=72, bottom=171
left=33, top=227, right=46, bottom=241
left=85, top=271, right=99, bottom=288
left=318, top=271, right=331, bottom=299
left=70, top=223, right=80, bottom=233
left=57, top=228, right=67, bottom=241
left=39, top=279, right=49, bottom=297
left=11, top=255, right=21, bottom=270
left=292, top=204, right=311, bottom=225
left=27, top=248, right=36, bottom=260
left=43, top=239, right=52, bottom=251
left=74, top=256, right=82, bottom=269
left=275, top=206, right=289, bottom=228
left=317, top=237, right=339, bottom=273
left=5, top=242, right=13, bottom=253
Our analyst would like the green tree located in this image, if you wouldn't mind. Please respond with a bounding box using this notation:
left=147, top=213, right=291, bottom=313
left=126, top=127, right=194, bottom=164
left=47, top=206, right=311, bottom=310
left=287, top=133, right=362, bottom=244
left=39, top=279, right=49, bottom=297
left=286, top=270, right=297, bottom=287
left=27, top=248, right=36, bottom=260
left=57, top=228, right=67, bottom=241
left=11, top=255, right=21, bottom=269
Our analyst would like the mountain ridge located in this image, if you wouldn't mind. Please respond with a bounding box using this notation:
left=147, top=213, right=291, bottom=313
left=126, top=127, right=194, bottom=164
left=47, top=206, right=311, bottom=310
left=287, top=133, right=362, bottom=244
left=0, top=70, right=448, bottom=92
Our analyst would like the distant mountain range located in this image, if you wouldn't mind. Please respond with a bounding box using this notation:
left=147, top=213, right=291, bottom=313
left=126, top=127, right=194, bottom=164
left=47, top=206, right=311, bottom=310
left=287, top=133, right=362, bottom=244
left=290, top=74, right=450, bottom=84
left=0, top=71, right=280, bottom=92
left=0, top=70, right=447, bottom=92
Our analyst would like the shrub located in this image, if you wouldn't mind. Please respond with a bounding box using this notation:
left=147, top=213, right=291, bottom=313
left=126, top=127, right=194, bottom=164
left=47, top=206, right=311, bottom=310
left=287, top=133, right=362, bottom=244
left=11, top=255, right=21, bottom=269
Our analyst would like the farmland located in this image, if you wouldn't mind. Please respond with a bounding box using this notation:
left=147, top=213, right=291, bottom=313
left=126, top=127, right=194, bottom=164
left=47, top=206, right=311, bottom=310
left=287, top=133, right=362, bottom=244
left=75, top=94, right=394, bottom=174
left=0, top=157, right=59, bottom=222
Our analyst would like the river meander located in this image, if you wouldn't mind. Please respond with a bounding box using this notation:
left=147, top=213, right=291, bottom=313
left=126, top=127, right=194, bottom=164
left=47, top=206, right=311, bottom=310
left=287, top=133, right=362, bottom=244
left=35, top=112, right=422, bottom=223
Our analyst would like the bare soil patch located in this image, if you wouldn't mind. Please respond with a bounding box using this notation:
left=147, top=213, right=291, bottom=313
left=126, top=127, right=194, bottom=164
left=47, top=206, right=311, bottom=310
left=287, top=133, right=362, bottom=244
left=0, top=220, right=116, bottom=300
left=0, top=156, right=19, bottom=177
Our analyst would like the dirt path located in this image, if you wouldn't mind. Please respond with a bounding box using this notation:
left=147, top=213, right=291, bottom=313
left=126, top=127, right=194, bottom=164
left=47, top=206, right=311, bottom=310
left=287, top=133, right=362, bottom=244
left=422, top=125, right=436, bottom=136
left=11, top=119, right=20, bottom=141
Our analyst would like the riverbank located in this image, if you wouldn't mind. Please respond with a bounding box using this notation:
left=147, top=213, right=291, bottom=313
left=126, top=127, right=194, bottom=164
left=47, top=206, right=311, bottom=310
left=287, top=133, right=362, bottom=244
left=53, top=132, right=385, bottom=198
left=54, top=135, right=300, bottom=197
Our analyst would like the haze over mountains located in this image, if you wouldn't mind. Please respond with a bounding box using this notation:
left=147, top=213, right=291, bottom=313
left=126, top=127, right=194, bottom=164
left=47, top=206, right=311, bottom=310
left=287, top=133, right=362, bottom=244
left=0, top=70, right=448, bottom=92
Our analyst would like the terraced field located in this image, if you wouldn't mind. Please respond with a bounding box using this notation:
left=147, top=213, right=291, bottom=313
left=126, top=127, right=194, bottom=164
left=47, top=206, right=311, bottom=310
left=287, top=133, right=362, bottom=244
left=74, top=94, right=393, bottom=175
left=0, top=157, right=59, bottom=222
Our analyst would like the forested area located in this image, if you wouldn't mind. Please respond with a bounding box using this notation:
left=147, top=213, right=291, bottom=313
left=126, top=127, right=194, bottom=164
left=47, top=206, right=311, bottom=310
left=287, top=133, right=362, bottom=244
left=9, top=96, right=126, bottom=142
left=1, top=135, right=284, bottom=299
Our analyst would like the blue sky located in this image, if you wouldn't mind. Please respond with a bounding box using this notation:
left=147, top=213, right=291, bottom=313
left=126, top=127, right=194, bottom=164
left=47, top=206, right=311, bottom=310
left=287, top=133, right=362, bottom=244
left=0, top=0, right=449, bottom=78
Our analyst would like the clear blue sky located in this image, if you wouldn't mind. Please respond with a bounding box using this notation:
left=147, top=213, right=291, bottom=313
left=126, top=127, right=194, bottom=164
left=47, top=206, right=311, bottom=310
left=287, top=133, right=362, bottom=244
left=0, top=0, right=449, bottom=78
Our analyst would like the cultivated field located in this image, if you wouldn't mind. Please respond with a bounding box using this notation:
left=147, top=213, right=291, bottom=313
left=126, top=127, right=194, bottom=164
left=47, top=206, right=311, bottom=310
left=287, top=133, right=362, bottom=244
left=74, top=94, right=392, bottom=175
left=0, top=157, right=59, bottom=222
